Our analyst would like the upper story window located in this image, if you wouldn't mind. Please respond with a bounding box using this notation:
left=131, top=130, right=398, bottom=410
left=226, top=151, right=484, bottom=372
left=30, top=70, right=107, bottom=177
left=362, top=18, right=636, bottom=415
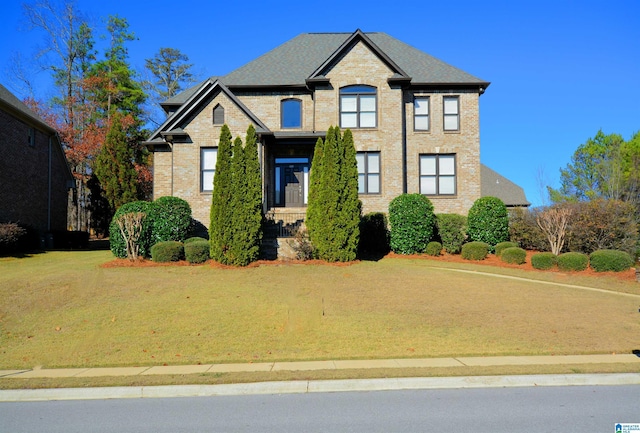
left=356, top=151, right=380, bottom=194
left=340, top=85, right=377, bottom=128
left=443, top=96, right=459, bottom=131
left=414, top=96, right=430, bottom=131
left=281, top=99, right=302, bottom=128
left=213, top=104, right=225, bottom=125
left=201, top=147, right=218, bottom=192
left=420, top=154, right=456, bottom=195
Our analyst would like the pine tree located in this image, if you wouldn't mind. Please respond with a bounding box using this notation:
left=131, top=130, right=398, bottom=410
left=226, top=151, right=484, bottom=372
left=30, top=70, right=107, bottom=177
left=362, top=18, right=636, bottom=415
left=314, top=126, right=341, bottom=260
left=209, top=125, right=234, bottom=262
left=94, top=112, right=138, bottom=212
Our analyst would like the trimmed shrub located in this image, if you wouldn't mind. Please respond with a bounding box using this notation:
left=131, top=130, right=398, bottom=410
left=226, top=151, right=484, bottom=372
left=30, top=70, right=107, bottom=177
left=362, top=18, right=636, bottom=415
left=109, top=201, right=154, bottom=259
left=151, top=196, right=192, bottom=244
left=589, top=249, right=634, bottom=272
left=508, top=208, right=548, bottom=252
left=184, top=237, right=207, bottom=244
left=436, top=213, right=467, bottom=254
left=389, top=194, right=436, bottom=255
left=358, top=212, right=390, bottom=259
left=531, top=252, right=557, bottom=270
left=495, top=241, right=518, bottom=257
left=426, top=241, right=443, bottom=256
left=184, top=240, right=210, bottom=264
left=467, top=197, right=509, bottom=250
left=461, top=241, right=489, bottom=261
left=557, top=252, right=589, bottom=271
left=500, top=247, right=527, bottom=265
left=567, top=199, right=637, bottom=257
left=0, top=223, right=27, bottom=254
left=151, top=241, right=184, bottom=262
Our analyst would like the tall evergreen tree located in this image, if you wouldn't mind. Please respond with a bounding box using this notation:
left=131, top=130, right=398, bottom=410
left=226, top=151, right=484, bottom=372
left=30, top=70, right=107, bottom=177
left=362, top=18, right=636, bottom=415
left=306, top=136, right=325, bottom=241
left=209, top=125, right=234, bottom=261
left=94, top=112, right=138, bottom=211
left=226, top=136, right=246, bottom=265
left=336, top=128, right=361, bottom=261
left=241, top=124, right=263, bottom=264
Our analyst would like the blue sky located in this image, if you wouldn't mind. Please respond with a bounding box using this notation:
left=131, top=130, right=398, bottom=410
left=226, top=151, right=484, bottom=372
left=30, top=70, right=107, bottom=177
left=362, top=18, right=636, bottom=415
left=2, top=0, right=639, bottom=207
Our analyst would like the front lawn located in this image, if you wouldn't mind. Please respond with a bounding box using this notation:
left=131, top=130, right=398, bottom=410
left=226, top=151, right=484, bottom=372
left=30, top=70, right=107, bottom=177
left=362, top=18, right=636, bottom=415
left=1, top=250, right=639, bottom=369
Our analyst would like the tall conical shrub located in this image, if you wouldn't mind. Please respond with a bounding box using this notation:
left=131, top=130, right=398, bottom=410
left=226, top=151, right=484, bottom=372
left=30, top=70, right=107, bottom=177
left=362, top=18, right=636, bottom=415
left=209, top=125, right=234, bottom=261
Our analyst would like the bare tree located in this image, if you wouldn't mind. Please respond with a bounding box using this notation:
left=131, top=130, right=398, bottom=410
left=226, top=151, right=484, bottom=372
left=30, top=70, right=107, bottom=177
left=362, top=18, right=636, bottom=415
left=116, top=212, right=146, bottom=260
left=536, top=205, right=572, bottom=255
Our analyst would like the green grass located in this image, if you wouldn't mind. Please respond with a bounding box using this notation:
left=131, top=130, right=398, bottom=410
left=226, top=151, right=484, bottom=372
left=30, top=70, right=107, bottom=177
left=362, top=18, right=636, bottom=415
left=1, top=251, right=639, bottom=370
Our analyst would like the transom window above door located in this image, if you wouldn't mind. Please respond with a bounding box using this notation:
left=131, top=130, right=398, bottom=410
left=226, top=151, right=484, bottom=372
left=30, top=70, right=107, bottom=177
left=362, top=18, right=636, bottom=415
left=340, top=85, right=377, bottom=128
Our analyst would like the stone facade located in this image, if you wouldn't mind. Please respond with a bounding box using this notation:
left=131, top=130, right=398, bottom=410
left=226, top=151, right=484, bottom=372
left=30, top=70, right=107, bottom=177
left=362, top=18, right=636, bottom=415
left=148, top=32, right=485, bottom=227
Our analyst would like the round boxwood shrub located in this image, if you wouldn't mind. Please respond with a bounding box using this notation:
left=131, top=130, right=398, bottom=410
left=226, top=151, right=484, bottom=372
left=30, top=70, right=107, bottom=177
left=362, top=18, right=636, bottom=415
left=151, top=241, right=184, bottom=262
left=589, top=249, right=634, bottom=272
left=557, top=252, right=589, bottom=271
left=425, top=241, right=443, bottom=256
left=150, top=196, right=192, bottom=244
left=467, top=197, right=509, bottom=250
left=495, top=241, right=518, bottom=257
left=109, top=201, right=154, bottom=258
left=436, top=213, right=467, bottom=254
left=184, top=240, right=210, bottom=264
left=461, top=241, right=489, bottom=261
left=389, top=194, right=436, bottom=255
left=500, top=247, right=527, bottom=265
left=184, top=236, right=207, bottom=244
left=531, top=252, right=557, bottom=270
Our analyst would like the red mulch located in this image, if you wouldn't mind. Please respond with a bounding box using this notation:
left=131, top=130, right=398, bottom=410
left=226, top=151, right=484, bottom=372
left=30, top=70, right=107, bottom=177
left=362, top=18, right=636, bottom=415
left=101, top=250, right=637, bottom=282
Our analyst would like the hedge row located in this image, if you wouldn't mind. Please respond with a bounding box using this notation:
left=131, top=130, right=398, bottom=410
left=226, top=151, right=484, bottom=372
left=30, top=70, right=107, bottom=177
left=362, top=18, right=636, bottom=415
left=531, top=250, right=634, bottom=272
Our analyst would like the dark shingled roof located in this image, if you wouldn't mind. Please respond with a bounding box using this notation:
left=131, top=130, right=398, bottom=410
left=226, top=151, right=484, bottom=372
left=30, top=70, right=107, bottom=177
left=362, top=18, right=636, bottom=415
left=481, top=164, right=530, bottom=207
left=164, top=31, right=489, bottom=105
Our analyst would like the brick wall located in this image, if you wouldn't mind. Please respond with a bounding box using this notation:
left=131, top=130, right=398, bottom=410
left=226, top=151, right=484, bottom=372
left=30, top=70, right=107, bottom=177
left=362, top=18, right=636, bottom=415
left=0, top=109, right=70, bottom=232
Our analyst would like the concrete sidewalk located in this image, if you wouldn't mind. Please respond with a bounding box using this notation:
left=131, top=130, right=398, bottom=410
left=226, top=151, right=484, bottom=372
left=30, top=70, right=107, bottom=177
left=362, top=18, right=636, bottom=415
left=1, top=354, right=638, bottom=379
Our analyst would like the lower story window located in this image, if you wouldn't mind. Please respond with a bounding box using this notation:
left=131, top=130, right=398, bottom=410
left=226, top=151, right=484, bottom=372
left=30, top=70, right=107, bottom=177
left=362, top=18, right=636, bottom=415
left=420, top=154, right=456, bottom=195
left=201, top=147, right=218, bottom=192
left=356, top=151, right=380, bottom=194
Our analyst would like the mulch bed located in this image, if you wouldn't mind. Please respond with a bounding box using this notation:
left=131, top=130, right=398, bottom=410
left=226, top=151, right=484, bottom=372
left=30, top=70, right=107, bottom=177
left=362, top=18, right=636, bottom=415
left=100, top=250, right=638, bottom=282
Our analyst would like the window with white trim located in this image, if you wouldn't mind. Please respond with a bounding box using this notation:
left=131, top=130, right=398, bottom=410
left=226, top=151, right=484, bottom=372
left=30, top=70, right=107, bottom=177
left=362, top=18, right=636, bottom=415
left=420, top=154, right=456, bottom=195
left=201, top=147, right=218, bottom=192
left=340, top=85, right=377, bottom=128
left=414, top=96, right=429, bottom=131
left=356, top=151, right=380, bottom=194
left=443, top=96, right=459, bottom=131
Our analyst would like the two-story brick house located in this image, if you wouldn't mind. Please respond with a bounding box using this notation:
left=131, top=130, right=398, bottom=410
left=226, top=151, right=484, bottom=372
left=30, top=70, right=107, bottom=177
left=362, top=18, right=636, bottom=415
left=145, top=30, right=526, bottom=229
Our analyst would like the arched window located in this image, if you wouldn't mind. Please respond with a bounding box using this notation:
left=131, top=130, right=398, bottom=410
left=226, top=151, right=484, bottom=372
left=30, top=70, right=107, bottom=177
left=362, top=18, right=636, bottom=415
left=281, top=99, right=302, bottom=128
left=213, top=104, right=224, bottom=125
left=340, top=85, right=377, bottom=128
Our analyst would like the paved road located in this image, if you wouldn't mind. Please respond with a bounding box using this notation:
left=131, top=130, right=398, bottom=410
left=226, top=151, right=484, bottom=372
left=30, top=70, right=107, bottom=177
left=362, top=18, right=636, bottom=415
left=1, top=385, right=638, bottom=432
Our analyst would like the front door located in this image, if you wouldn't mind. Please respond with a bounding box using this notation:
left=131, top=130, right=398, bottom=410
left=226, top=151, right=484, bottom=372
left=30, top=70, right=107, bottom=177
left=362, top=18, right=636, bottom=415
left=284, top=165, right=304, bottom=207
left=274, top=158, right=309, bottom=207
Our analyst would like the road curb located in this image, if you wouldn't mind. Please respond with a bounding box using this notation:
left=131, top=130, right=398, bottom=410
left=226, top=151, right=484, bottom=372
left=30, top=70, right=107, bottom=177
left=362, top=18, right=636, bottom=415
left=2, top=373, right=640, bottom=402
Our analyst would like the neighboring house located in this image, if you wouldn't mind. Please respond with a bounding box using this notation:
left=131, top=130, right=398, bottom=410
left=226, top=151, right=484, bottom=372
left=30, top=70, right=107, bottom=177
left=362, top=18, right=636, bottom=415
left=0, top=83, right=74, bottom=234
left=481, top=165, right=530, bottom=208
left=146, top=30, right=526, bottom=228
